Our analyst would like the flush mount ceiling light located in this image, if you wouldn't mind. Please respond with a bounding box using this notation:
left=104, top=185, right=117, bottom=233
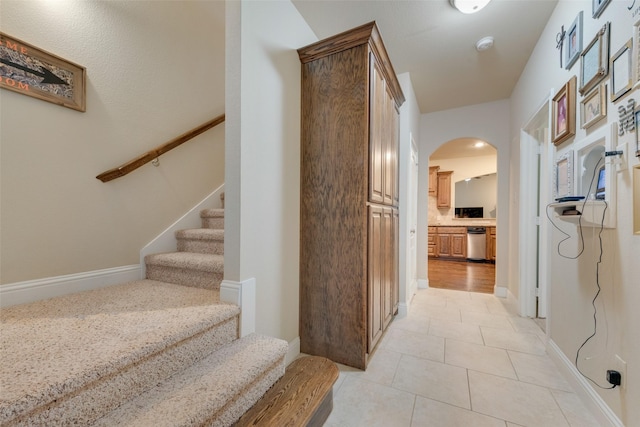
left=474, top=141, right=485, bottom=148
left=450, top=0, right=491, bottom=14
left=475, top=36, right=494, bottom=51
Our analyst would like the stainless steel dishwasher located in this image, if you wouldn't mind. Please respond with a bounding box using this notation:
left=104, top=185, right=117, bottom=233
left=466, top=227, right=486, bottom=261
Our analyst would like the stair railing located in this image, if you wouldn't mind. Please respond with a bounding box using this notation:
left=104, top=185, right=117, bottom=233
left=96, top=114, right=225, bottom=182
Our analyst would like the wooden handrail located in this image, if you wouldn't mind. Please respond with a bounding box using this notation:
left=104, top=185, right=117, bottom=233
left=96, top=114, right=225, bottom=182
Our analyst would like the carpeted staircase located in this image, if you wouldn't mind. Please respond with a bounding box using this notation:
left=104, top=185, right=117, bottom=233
left=0, top=207, right=289, bottom=426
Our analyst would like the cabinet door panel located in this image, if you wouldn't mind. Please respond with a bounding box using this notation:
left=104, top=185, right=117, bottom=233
left=382, top=207, right=394, bottom=328
left=368, top=206, right=384, bottom=350
left=383, top=88, right=394, bottom=206
left=436, top=171, right=453, bottom=208
left=451, top=234, right=467, bottom=258
left=437, top=234, right=451, bottom=257
left=369, top=56, right=385, bottom=204
left=392, top=208, right=399, bottom=313
left=390, top=98, right=400, bottom=207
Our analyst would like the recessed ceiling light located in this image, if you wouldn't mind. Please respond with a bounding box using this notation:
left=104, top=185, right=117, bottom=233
left=475, top=36, right=494, bottom=52
left=450, top=0, right=491, bottom=14
left=474, top=141, right=485, bottom=148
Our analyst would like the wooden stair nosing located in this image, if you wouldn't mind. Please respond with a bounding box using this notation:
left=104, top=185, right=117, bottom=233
left=234, top=356, right=339, bottom=427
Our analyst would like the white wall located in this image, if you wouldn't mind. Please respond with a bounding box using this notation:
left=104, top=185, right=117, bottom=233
left=0, top=1, right=225, bottom=285
left=510, top=1, right=640, bottom=424
left=419, top=100, right=511, bottom=293
left=398, top=72, right=422, bottom=312
left=224, top=0, right=316, bottom=342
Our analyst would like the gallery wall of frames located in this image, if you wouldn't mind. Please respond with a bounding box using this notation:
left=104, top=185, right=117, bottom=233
left=550, top=0, right=640, bottom=233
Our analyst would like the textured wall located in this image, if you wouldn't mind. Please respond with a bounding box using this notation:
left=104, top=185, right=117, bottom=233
left=225, top=1, right=316, bottom=342
left=510, top=1, right=640, bottom=424
left=0, top=1, right=225, bottom=284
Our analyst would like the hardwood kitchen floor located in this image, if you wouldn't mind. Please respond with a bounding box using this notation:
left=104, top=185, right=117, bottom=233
left=428, top=259, right=495, bottom=294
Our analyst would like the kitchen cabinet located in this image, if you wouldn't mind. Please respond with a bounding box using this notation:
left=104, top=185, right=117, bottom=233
left=430, top=226, right=467, bottom=259
left=429, top=166, right=440, bottom=195
left=427, top=226, right=437, bottom=257
left=487, top=226, right=496, bottom=261
left=298, top=22, right=405, bottom=370
left=437, top=171, right=453, bottom=208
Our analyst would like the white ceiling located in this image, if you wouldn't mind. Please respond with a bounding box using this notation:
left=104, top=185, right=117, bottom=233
left=292, top=0, right=558, bottom=115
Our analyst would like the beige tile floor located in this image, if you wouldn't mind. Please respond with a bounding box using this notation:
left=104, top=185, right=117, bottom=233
left=324, top=287, right=602, bottom=427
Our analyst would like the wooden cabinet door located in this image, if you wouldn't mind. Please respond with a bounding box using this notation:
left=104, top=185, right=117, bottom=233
left=384, top=87, right=399, bottom=207
left=392, top=208, right=399, bottom=314
left=429, top=167, right=440, bottom=195
left=368, top=205, right=384, bottom=350
left=369, top=56, right=385, bottom=205
left=451, top=233, right=467, bottom=258
left=437, top=171, right=453, bottom=208
left=370, top=55, right=398, bottom=208
left=436, top=233, right=451, bottom=257
left=428, top=227, right=437, bottom=257
left=487, top=227, right=496, bottom=261
left=382, top=207, right=394, bottom=328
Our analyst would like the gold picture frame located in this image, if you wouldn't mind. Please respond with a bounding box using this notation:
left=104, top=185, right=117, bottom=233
left=552, top=76, right=577, bottom=145
left=611, top=39, right=633, bottom=102
left=581, top=83, right=607, bottom=129
left=0, top=32, right=86, bottom=112
left=634, top=18, right=640, bottom=90
left=579, top=22, right=610, bottom=96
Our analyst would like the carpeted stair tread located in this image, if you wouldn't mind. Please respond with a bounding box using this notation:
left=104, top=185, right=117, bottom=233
left=201, top=208, right=225, bottom=218
left=176, top=229, right=224, bottom=256
left=145, top=252, right=224, bottom=273
left=92, top=333, right=288, bottom=427
left=0, top=280, right=239, bottom=426
left=201, top=209, right=225, bottom=230
left=176, top=228, right=224, bottom=241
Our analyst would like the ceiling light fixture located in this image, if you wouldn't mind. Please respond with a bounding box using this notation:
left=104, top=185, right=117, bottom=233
left=450, top=0, right=491, bottom=14
left=475, top=36, right=494, bottom=51
left=474, top=141, right=485, bottom=148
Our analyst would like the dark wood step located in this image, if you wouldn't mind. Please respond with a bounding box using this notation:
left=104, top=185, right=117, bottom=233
left=234, top=356, right=339, bottom=427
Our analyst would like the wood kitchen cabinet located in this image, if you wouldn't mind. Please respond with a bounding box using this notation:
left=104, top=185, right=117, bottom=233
left=427, top=226, right=437, bottom=257
left=429, top=166, right=440, bottom=195
left=298, top=22, right=404, bottom=370
left=487, top=226, right=496, bottom=261
left=433, top=226, right=467, bottom=259
left=436, top=171, right=453, bottom=208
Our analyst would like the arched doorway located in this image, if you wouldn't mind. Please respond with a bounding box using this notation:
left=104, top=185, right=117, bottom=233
left=427, top=138, right=497, bottom=293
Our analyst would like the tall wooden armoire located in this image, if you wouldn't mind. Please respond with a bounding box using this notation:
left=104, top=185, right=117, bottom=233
left=298, top=22, right=405, bottom=370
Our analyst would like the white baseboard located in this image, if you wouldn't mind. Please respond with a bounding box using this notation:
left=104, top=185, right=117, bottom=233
left=494, top=285, right=508, bottom=298
left=0, top=265, right=141, bottom=308
left=140, top=185, right=225, bottom=278
left=286, top=337, right=301, bottom=366
left=506, top=288, right=519, bottom=308
left=547, top=339, right=624, bottom=427
left=418, top=279, right=429, bottom=289
left=397, top=302, right=409, bottom=317
left=220, top=278, right=256, bottom=337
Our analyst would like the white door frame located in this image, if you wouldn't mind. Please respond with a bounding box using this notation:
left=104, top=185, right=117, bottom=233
left=409, top=136, right=419, bottom=298
left=519, top=93, right=553, bottom=319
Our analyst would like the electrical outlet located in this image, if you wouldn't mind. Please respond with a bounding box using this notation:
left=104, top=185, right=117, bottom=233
left=614, top=354, right=627, bottom=390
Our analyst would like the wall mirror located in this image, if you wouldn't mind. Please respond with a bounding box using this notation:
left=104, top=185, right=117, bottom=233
left=454, top=173, right=497, bottom=218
